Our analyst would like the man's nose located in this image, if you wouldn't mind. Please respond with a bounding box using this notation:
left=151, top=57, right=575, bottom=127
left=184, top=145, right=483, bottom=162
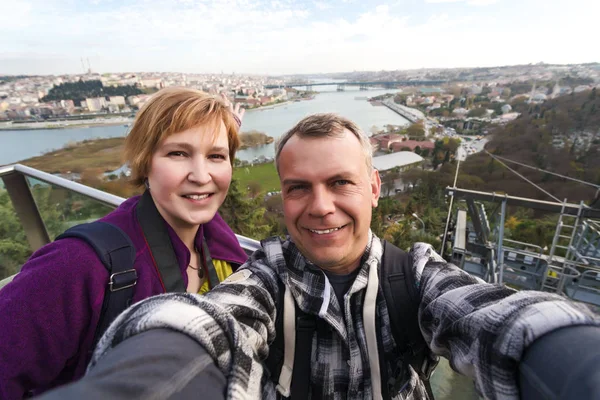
left=308, top=187, right=335, bottom=217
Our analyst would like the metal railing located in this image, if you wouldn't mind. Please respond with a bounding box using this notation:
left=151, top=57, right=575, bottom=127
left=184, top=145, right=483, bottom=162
left=0, top=164, right=260, bottom=288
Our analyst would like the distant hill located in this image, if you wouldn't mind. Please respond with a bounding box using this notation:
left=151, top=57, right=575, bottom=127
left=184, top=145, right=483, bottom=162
left=42, top=80, right=143, bottom=103
left=459, top=89, right=600, bottom=205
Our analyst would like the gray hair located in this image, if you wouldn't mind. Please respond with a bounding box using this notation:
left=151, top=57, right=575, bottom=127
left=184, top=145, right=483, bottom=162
left=275, top=113, right=373, bottom=173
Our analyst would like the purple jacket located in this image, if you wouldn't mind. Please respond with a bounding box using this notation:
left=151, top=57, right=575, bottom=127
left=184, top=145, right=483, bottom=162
left=0, top=195, right=248, bottom=399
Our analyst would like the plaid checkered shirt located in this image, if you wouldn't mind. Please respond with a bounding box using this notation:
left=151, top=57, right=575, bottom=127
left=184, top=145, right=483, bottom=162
left=92, top=232, right=600, bottom=399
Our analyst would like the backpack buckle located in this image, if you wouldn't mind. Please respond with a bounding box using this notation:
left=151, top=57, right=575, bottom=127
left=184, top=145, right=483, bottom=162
left=109, top=269, right=138, bottom=292
left=296, top=315, right=316, bottom=331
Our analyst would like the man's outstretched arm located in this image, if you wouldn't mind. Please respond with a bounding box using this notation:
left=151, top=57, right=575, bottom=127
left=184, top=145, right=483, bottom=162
left=410, top=242, right=600, bottom=400
left=35, top=329, right=226, bottom=400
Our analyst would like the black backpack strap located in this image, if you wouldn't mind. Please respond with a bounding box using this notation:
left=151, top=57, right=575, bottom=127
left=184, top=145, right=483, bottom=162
left=290, top=305, right=315, bottom=399
left=381, top=240, right=438, bottom=399
left=136, top=190, right=185, bottom=293
left=56, top=221, right=137, bottom=347
left=201, top=237, right=221, bottom=290
left=265, top=279, right=286, bottom=383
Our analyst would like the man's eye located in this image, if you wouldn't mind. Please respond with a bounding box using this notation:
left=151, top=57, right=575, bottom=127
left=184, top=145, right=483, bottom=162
left=287, top=185, right=305, bottom=193
left=335, top=180, right=350, bottom=186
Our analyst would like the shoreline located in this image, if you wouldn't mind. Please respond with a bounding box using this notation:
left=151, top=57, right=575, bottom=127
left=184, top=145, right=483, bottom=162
left=0, top=118, right=134, bottom=131
left=0, top=100, right=305, bottom=131
left=247, top=100, right=292, bottom=112
left=0, top=94, right=318, bottom=132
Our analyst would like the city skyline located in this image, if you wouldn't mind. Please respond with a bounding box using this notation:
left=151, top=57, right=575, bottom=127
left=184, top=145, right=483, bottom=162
left=1, top=0, right=598, bottom=76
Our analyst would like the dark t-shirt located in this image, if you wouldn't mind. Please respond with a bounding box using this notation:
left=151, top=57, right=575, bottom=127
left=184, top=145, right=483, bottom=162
left=323, top=268, right=361, bottom=307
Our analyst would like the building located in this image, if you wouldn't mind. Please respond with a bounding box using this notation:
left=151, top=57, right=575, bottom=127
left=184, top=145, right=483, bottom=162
left=452, top=108, right=468, bottom=116
left=127, top=94, right=152, bottom=107
left=108, top=96, right=126, bottom=106
left=60, top=100, right=75, bottom=110
left=390, top=140, right=435, bottom=153
left=140, top=78, right=163, bottom=89
left=369, top=137, right=380, bottom=152
left=574, top=85, right=592, bottom=93
left=468, top=85, right=482, bottom=95
left=372, top=151, right=424, bottom=172
left=372, top=133, right=405, bottom=150
left=85, top=97, right=106, bottom=112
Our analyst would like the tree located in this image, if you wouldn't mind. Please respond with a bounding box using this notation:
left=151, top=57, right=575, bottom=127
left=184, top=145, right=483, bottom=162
left=467, top=107, right=487, bottom=118
left=246, top=181, right=263, bottom=198
left=443, top=150, right=450, bottom=164
left=219, top=178, right=272, bottom=240
left=405, top=122, right=425, bottom=138
left=42, top=80, right=142, bottom=103
left=381, top=169, right=400, bottom=197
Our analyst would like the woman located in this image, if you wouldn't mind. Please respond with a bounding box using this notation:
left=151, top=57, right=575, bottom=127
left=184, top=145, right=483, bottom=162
left=0, top=88, right=248, bottom=399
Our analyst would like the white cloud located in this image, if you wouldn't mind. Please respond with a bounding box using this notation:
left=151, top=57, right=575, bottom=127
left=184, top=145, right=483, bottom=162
left=314, top=1, right=332, bottom=10
left=0, top=1, right=33, bottom=29
left=424, top=0, right=464, bottom=3
left=0, top=0, right=597, bottom=74
left=425, top=0, right=499, bottom=4
left=467, top=0, right=498, bottom=5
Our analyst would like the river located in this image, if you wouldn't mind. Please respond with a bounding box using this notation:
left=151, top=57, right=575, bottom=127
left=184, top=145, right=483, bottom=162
left=0, top=85, right=408, bottom=166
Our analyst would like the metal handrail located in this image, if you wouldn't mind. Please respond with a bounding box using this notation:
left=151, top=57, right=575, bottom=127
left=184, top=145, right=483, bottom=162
left=502, top=239, right=543, bottom=254
left=0, top=164, right=261, bottom=273
left=0, top=164, right=124, bottom=207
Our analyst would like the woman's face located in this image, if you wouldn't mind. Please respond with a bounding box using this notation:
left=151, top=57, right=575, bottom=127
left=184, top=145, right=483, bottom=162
left=147, top=120, right=232, bottom=233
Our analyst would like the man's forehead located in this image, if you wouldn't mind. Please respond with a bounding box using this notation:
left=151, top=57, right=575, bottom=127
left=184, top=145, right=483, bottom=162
left=281, top=130, right=362, bottom=156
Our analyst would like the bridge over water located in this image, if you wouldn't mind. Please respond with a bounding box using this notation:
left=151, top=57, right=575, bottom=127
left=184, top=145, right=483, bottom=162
left=264, top=80, right=447, bottom=91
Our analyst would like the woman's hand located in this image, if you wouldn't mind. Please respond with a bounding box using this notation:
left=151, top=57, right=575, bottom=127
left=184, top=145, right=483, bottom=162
left=221, top=93, right=245, bottom=128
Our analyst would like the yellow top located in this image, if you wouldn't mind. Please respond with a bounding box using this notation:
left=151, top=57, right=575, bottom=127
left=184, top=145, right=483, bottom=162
left=198, top=259, right=233, bottom=294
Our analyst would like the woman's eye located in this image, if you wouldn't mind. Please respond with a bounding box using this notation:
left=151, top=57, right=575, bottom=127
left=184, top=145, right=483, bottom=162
left=209, top=154, right=227, bottom=160
left=168, top=151, right=186, bottom=157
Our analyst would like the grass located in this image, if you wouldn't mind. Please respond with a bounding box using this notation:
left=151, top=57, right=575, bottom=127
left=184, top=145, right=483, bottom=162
left=20, top=137, right=125, bottom=174
left=233, top=163, right=280, bottom=193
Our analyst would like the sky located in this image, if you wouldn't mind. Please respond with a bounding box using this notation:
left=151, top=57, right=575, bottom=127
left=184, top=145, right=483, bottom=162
left=0, top=0, right=598, bottom=75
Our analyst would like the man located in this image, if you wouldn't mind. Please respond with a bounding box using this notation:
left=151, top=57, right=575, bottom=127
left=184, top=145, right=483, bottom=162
left=40, top=114, right=600, bottom=400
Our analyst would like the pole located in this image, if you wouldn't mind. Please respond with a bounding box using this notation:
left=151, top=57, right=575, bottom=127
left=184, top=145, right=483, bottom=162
left=440, top=159, right=461, bottom=255
left=497, top=197, right=507, bottom=284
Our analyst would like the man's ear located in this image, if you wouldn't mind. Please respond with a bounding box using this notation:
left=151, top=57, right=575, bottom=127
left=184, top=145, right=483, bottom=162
left=371, top=169, right=381, bottom=208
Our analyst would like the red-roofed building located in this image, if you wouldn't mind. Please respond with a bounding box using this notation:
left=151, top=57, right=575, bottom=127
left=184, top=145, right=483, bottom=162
left=372, top=133, right=405, bottom=150
left=390, top=140, right=435, bottom=152
left=369, top=137, right=380, bottom=152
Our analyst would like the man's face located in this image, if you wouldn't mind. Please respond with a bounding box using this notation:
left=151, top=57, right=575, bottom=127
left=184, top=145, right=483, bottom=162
left=278, top=130, right=381, bottom=274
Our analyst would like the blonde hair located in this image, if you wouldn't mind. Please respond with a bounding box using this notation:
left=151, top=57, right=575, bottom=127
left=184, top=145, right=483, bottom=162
left=275, top=113, right=373, bottom=172
left=124, top=87, right=240, bottom=187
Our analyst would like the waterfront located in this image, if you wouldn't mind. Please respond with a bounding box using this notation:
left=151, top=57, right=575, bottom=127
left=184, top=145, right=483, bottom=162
left=0, top=86, right=408, bottom=166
